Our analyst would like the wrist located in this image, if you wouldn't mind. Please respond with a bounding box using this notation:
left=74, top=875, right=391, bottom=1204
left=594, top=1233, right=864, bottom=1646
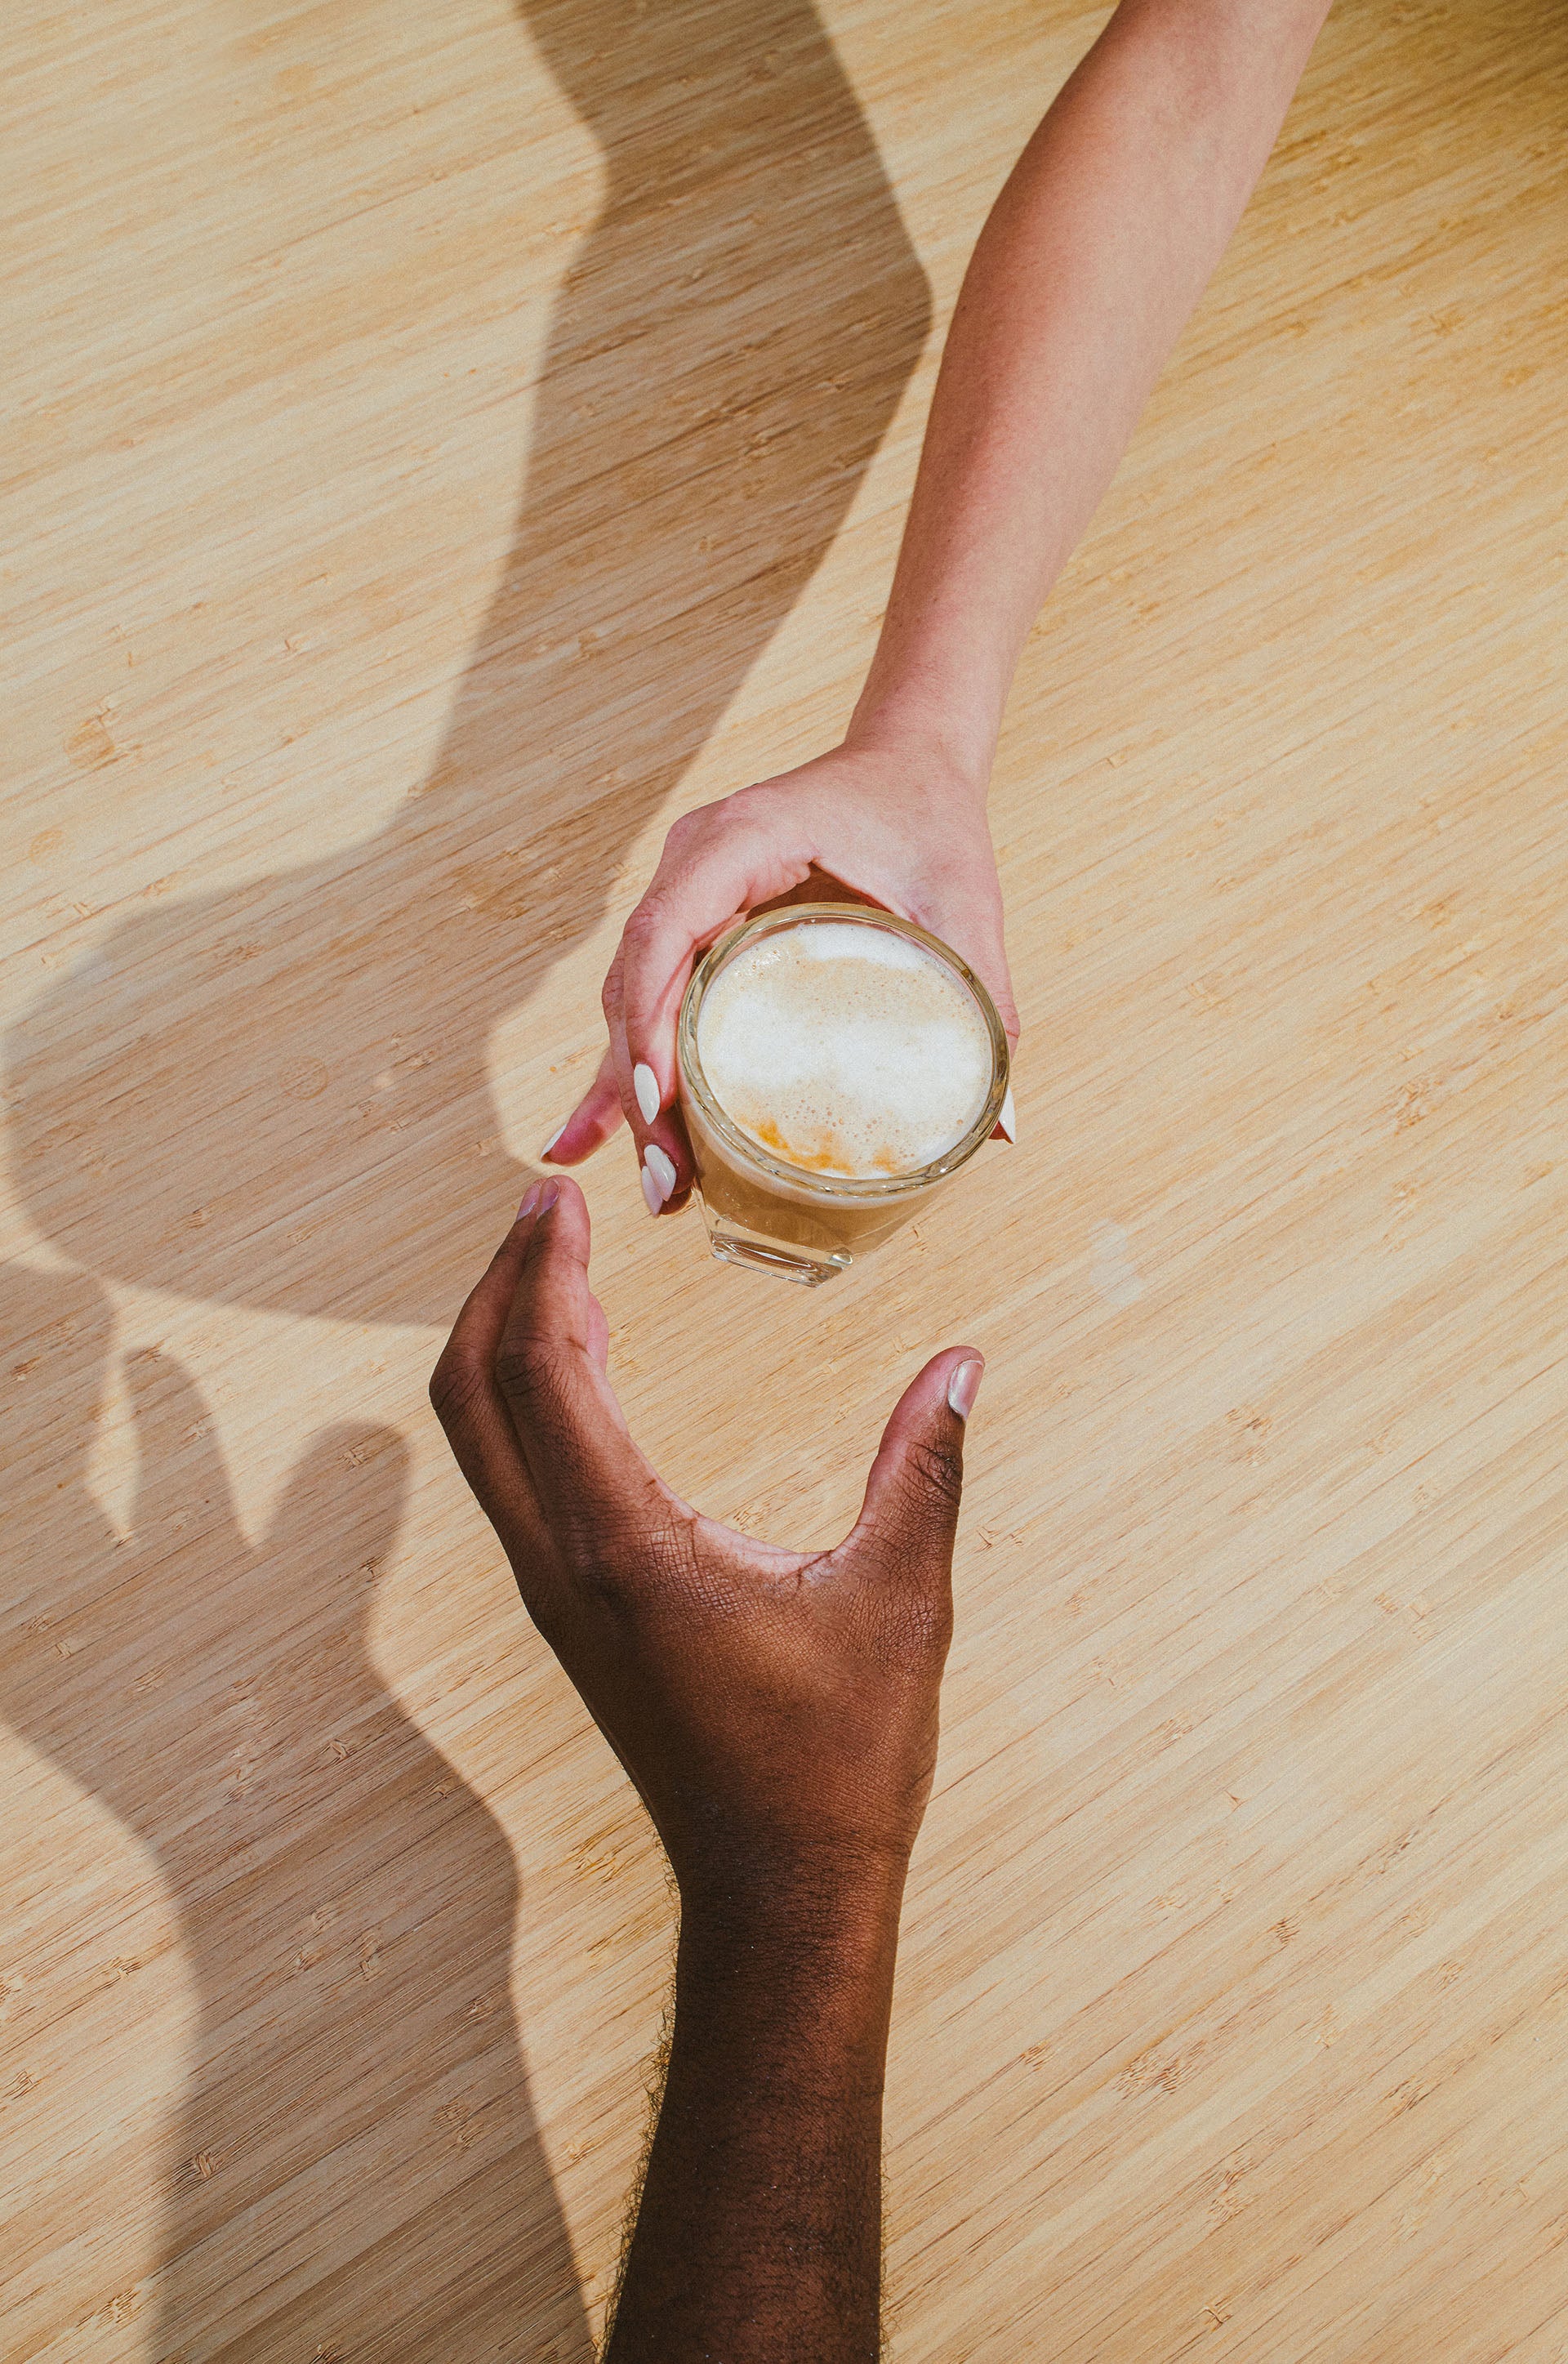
left=678, top=1846, right=909, bottom=1976
left=840, top=695, right=996, bottom=808
left=674, top=1877, right=904, bottom=2100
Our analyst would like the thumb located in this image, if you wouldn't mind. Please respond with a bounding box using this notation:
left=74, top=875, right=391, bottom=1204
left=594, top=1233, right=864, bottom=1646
left=843, top=1347, right=984, bottom=1595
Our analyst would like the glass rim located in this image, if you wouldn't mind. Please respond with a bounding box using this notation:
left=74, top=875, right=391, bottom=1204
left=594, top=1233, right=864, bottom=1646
left=675, top=903, right=1011, bottom=1202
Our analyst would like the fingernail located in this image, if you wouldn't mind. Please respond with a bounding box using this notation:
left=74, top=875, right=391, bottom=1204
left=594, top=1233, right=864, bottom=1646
left=515, top=1182, right=542, bottom=1222
left=539, top=1179, right=561, bottom=1213
left=633, top=1063, right=661, bottom=1126
left=540, top=1122, right=566, bottom=1160
left=643, top=1143, right=677, bottom=1203
left=947, top=1357, right=984, bottom=1419
left=996, top=1084, right=1017, bottom=1144
left=640, top=1164, right=663, bottom=1217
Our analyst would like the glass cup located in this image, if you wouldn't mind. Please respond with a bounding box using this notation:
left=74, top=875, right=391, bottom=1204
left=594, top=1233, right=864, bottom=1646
left=675, top=903, right=1010, bottom=1286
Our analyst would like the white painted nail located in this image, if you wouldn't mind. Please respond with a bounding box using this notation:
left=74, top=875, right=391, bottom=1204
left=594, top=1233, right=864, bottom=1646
left=996, top=1084, right=1017, bottom=1144
left=540, top=1122, right=566, bottom=1159
left=644, top=1143, right=677, bottom=1203
left=633, top=1063, right=661, bottom=1126
left=640, top=1164, right=663, bottom=1217
left=947, top=1358, right=984, bottom=1420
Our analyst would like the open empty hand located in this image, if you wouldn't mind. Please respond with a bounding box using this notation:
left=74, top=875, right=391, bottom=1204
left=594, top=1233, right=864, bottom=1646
left=430, top=1177, right=983, bottom=2357
left=429, top=1174, right=983, bottom=1906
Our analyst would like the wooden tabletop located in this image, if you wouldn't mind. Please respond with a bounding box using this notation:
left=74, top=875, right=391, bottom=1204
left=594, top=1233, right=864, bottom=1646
left=4, top=0, right=1566, bottom=2356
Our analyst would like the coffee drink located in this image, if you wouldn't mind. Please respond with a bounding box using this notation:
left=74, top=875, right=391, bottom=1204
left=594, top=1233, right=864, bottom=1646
left=676, top=906, right=1007, bottom=1284
left=696, top=920, right=994, bottom=1176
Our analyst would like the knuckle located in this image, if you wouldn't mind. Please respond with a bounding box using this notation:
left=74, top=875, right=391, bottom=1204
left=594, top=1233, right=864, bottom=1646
left=906, top=1438, right=964, bottom=1512
left=492, top=1333, right=569, bottom=1416
left=720, top=782, right=759, bottom=826
left=427, top=1351, right=483, bottom=1434
left=621, top=900, right=662, bottom=953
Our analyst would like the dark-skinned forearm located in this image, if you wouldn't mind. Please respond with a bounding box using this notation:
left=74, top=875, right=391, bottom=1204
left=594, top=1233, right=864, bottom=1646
left=603, top=1874, right=906, bottom=2363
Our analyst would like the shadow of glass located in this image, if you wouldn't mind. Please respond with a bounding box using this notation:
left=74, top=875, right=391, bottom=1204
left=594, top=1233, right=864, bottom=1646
left=5, top=0, right=930, bottom=1328
left=0, top=1264, right=592, bottom=2362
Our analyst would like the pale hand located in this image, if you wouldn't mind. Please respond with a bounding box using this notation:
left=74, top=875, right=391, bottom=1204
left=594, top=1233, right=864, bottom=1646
left=540, top=741, right=1018, bottom=1215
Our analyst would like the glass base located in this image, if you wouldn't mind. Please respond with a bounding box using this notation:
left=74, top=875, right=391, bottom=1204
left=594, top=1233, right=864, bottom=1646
left=704, top=1214, right=851, bottom=1287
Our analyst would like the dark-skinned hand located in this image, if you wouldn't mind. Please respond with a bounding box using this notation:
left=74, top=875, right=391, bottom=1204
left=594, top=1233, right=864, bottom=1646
left=428, top=1175, right=982, bottom=1912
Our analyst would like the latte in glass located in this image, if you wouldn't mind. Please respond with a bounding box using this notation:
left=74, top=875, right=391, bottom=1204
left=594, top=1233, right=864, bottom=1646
left=676, top=904, right=1009, bottom=1284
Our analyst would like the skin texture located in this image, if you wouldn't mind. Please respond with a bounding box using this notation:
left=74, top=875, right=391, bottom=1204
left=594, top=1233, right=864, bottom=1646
left=430, top=1178, right=980, bottom=2359
left=544, top=0, right=1335, bottom=1207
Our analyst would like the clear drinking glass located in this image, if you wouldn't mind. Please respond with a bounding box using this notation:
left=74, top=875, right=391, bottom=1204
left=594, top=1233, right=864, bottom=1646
left=675, top=903, right=1010, bottom=1286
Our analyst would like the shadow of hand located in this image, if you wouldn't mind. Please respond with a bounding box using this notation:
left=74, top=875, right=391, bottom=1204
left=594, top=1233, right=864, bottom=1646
left=5, top=0, right=929, bottom=1327
left=0, top=1263, right=591, bottom=2362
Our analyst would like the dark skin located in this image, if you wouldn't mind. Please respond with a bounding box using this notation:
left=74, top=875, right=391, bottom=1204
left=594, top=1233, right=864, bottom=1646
left=430, top=1176, right=982, bottom=2360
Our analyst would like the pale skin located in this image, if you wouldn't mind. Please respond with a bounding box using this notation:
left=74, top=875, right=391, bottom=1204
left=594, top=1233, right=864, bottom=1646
left=430, top=1176, right=981, bottom=2360
left=541, top=0, right=1336, bottom=1215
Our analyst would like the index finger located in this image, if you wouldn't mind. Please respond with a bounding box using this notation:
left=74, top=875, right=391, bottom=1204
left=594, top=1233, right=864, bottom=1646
left=493, top=1177, right=666, bottom=1554
left=428, top=1190, right=553, bottom=1576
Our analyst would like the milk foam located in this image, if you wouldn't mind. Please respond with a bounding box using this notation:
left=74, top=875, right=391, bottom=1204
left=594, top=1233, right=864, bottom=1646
left=695, top=921, right=994, bottom=1178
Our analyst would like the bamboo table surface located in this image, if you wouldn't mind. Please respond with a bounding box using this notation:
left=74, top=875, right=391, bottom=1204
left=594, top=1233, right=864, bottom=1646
left=4, top=0, right=1567, bottom=2357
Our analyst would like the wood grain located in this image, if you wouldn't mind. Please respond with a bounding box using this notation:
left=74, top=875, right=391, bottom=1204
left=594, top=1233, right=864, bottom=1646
left=3, top=0, right=1566, bottom=2357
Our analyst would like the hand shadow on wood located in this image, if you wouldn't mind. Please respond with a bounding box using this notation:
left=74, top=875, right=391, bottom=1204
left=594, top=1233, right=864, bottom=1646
left=4, top=0, right=930, bottom=1328
left=0, top=1264, right=593, bottom=2362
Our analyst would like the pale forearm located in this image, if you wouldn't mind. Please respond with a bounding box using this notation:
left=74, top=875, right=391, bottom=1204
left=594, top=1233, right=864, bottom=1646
left=851, top=0, right=1334, bottom=786
left=604, top=1884, right=904, bottom=2363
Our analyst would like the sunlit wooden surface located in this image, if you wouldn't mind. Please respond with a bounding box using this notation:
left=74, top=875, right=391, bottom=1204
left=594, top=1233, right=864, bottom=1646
left=5, top=0, right=1567, bottom=2356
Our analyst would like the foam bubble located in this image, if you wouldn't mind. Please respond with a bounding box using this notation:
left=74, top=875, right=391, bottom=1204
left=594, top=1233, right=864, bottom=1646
left=695, top=921, right=995, bottom=1178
